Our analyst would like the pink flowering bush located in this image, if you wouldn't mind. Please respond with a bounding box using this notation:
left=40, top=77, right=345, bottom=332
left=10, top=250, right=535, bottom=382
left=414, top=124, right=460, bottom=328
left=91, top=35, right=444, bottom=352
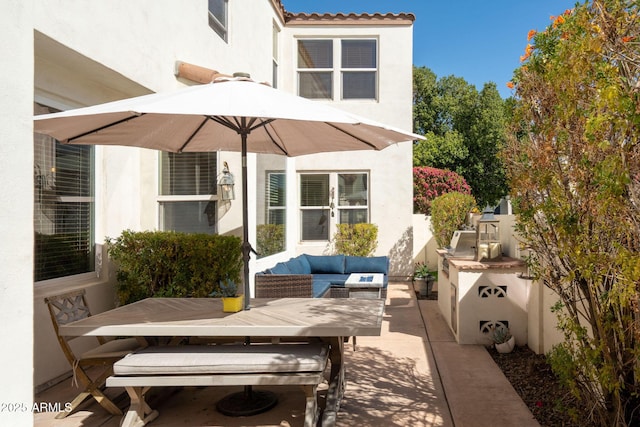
left=413, top=166, right=472, bottom=214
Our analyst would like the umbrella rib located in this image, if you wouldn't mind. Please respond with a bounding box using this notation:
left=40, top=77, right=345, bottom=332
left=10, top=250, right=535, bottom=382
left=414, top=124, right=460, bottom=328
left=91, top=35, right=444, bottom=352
left=258, top=120, right=290, bottom=156
left=67, top=114, right=143, bottom=143
left=177, top=116, right=209, bottom=153
left=326, top=122, right=380, bottom=150
left=209, top=116, right=241, bottom=133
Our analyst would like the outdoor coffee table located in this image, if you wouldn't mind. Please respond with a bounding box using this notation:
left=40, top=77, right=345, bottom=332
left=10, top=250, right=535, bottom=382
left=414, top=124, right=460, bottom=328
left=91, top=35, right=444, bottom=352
left=344, top=273, right=385, bottom=298
left=59, top=297, right=384, bottom=427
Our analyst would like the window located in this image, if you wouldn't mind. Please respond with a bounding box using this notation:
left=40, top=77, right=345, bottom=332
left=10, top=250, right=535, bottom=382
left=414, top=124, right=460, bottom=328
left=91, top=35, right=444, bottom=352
left=297, top=39, right=377, bottom=100
left=34, top=103, right=95, bottom=281
left=256, top=155, right=287, bottom=258
left=299, top=172, right=369, bottom=241
left=337, top=173, right=369, bottom=223
left=159, top=152, right=218, bottom=234
left=297, top=40, right=333, bottom=99
left=208, top=0, right=227, bottom=41
left=272, top=21, right=280, bottom=88
left=300, top=174, right=330, bottom=240
left=341, top=40, right=377, bottom=99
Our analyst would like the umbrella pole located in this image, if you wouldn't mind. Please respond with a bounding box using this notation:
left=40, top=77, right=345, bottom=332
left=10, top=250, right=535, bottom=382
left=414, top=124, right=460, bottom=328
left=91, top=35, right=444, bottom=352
left=218, top=133, right=277, bottom=417
left=241, top=131, right=251, bottom=310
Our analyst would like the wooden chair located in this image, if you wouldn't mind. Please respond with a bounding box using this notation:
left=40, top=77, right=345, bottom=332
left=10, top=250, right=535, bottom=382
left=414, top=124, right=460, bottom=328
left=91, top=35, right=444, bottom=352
left=45, top=289, right=143, bottom=418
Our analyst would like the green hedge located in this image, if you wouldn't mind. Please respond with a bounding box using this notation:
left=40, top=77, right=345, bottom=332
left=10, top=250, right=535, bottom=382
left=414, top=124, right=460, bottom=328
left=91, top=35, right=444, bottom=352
left=430, top=192, right=477, bottom=248
left=107, top=230, right=242, bottom=305
left=333, top=223, right=378, bottom=256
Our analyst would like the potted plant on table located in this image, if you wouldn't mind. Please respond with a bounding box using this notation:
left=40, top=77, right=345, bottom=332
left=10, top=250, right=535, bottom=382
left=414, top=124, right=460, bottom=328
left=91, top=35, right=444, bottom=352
left=211, top=279, right=244, bottom=313
left=491, top=326, right=515, bottom=353
left=412, top=262, right=435, bottom=297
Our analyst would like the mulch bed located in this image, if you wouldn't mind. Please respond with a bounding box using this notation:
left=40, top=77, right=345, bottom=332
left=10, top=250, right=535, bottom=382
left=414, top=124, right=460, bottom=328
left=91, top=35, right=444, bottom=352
left=415, top=289, right=590, bottom=426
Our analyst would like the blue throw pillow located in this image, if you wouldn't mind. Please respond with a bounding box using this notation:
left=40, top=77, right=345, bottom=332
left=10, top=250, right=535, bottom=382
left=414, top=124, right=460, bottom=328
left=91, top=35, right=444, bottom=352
left=297, top=255, right=312, bottom=274
left=345, top=256, right=388, bottom=274
left=287, top=256, right=311, bottom=274
left=305, top=254, right=345, bottom=274
left=269, top=262, right=291, bottom=274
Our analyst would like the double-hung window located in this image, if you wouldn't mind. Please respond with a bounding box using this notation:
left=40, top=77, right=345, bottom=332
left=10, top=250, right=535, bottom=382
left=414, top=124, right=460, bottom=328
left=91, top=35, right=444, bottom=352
left=159, top=152, right=218, bottom=234
left=341, top=40, right=377, bottom=99
left=299, top=172, right=369, bottom=241
left=208, top=0, right=228, bottom=41
left=297, top=38, right=377, bottom=100
left=256, top=154, right=287, bottom=258
left=297, top=40, right=333, bottom=99
left=34, top=103, right=95, bottom=281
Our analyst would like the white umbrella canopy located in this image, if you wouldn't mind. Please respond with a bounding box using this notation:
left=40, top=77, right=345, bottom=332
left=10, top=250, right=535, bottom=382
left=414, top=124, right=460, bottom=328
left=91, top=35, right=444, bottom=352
left=34, top=77, right=421, bottom=155
left=34, top=76, right=422, bottom=309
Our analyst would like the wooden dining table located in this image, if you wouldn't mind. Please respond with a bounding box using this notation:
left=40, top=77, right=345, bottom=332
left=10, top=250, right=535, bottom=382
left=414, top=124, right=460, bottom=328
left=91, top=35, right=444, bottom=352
left=59, top=297, right=385, bottom=426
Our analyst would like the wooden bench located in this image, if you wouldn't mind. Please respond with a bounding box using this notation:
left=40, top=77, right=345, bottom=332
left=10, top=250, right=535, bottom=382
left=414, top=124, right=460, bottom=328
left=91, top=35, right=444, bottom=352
left=106, top=343, right=329, bottom=427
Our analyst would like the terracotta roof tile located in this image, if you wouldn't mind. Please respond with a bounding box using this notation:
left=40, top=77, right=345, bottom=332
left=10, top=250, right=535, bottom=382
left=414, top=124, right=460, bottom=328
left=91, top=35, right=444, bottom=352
left=284, top=11, right=415, bottom=25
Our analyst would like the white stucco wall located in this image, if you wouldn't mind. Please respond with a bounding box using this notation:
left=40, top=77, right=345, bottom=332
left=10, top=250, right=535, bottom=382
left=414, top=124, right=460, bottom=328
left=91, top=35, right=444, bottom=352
left=31, top=0, right=284, bottom=388
left=27, top=2, right=417, bottom=387
left=281, top=22, right=415, bottom=276
left=1, top=2, right=34, bottom=426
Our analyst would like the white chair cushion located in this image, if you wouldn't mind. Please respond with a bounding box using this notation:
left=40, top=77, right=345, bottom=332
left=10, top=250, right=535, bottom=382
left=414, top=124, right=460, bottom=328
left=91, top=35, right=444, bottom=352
left=113, top=343, right=328, bottom=375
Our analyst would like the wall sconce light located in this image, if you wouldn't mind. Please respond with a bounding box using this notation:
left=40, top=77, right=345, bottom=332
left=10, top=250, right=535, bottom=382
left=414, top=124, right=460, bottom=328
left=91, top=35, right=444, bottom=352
left=217, top=161, right=235, bottom=201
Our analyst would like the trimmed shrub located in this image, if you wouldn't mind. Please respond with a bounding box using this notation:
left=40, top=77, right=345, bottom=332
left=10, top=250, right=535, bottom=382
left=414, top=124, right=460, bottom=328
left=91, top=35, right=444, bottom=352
left=430, top=192, right=477, bottom=248
left=256, top=223, right=285, bottom=258
left=333, top=223, right=378, bottom=256
left=413, top=166, right=472, bottom=215
left=107, top=230, right=242, bottom=305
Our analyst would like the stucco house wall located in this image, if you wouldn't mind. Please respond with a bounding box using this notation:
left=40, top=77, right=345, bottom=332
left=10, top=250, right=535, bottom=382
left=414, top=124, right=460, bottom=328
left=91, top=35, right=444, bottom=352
left=1, top=3, right=34, bottom=427
left=278, top=17, right=415, bottom=277
left=24, top=1, right=417, bottom=390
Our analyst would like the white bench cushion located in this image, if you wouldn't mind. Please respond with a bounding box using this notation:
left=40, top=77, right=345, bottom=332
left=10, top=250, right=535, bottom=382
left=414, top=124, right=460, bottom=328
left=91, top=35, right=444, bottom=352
left=113, top=343, right=328, bottom=376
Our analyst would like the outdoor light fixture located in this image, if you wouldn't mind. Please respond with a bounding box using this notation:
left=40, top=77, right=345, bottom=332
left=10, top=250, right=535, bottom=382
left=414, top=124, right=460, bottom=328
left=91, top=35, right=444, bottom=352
left=475, top=205, right=502, bottom=262
left=217, top=161, right=235, bottom=201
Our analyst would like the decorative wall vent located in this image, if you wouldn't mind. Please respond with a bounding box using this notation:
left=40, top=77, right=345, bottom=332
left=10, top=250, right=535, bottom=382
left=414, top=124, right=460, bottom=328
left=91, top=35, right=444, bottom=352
left=479, top=320, right=509, bottom=334
left=478, top=285, right=507, bottom=298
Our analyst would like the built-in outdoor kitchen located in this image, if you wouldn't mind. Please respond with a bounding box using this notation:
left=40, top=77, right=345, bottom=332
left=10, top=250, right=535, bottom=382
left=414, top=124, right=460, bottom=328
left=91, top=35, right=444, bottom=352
left=436, top=208, right=531, bottom=346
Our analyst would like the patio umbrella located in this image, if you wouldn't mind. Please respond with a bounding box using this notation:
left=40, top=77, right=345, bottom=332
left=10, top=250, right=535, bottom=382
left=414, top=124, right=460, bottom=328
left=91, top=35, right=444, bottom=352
left=34, top=75, right=422, bottom=310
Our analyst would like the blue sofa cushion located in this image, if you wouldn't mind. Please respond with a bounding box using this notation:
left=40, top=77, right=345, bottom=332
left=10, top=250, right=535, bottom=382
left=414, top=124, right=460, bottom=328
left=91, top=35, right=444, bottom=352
left=306, top=254, right=345, bottom=274
left=312, top=281, right=332, bottom=298
left=345, top=256, right=389, bottom=274
left=269, top=262, right=291, bottom=274
left=313, top=274, right=349, bottom=287
left=287, top=256, right=311, bottom=274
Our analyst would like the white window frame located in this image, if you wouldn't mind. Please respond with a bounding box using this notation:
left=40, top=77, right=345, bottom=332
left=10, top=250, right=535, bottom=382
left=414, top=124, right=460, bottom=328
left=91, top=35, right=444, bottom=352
left=158, top=152, right=219, bottom=234
left=299, top=171, right=370, bottom=243
left=34, top=103, right=96, bottom=283
left=297, top=38, right=378, bottom=101
left=208, top=0, right=228, bottom=42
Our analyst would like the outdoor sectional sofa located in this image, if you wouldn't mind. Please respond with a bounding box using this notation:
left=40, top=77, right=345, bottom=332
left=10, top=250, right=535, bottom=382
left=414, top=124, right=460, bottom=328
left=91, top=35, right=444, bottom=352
left=255, top=254, right=389, bottom=299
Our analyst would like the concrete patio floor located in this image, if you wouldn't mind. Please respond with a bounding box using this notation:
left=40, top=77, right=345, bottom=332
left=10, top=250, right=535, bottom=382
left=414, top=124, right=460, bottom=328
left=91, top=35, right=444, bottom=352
left=34, top=282, right=539, bottom=426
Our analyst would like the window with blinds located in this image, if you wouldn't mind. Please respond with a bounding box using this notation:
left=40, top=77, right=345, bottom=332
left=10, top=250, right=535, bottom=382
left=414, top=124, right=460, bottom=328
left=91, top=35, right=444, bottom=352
left=34, top=104, right=94, bottom=281
left=299, top=172, right=369, bottom=242
left=341, top=39, right=377, bottom=99
left=159, top=152, right=218, bottom=234
left=297, top=39, right=377, bottom=100
left=297, top=40, right=333, bottom=99
left=257, top=170, right=287, bottom=258
left=300, top=174, right=330, bottom=241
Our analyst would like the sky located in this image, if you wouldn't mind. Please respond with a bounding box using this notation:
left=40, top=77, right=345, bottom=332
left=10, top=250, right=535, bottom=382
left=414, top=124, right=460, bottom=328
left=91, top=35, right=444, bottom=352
left=282, top=0, right=578, bottom=98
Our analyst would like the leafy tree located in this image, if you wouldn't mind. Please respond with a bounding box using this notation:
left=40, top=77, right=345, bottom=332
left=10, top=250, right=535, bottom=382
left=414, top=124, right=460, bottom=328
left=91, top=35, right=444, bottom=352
left=504, top=1, right=640, bottom=425
left=413, top=66, right=508, bottom=207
